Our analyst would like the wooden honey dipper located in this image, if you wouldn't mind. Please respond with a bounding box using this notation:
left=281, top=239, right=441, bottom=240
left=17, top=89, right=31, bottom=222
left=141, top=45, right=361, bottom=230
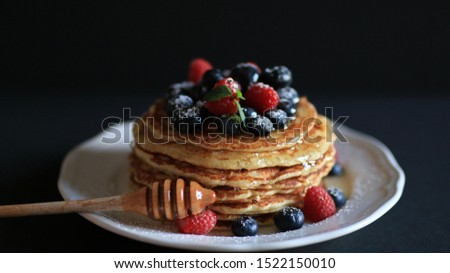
left=0, top=179, right=216, bottom=220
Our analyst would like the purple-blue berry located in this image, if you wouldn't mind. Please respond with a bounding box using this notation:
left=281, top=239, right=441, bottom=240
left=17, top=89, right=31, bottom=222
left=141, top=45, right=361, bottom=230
left=264, top=109, right=288, bottom=129
left=274, top=207, right=304, bottom=232
left=328, top=163, right=344, bottom=176
left=261, top=65, right=293, bottom=89
left=327, top=187, right=346, bottom=208
left=231, top=216, right=258, bottom=236
left=230, top=63, right=260, bottom=92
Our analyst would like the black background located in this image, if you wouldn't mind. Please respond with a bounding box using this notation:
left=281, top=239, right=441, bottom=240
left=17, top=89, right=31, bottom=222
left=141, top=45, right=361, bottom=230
left=3, top=1, right=450, bottom=93
left=1, top=1, right=449, bottom=252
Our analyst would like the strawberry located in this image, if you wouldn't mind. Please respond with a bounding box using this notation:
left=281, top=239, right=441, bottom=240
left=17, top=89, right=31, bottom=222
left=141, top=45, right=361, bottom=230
left=204, top=77, right=245, bottom=116
left=244, top=83, right=279, bottom=114
left=175, top=210, right=217, bottom=235
left=302, top=186, right=336, bottom=222
left=188, top=58, right=213, bottom=84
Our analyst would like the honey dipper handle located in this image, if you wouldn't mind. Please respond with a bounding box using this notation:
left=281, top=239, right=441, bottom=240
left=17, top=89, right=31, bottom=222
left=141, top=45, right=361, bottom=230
left=0, top=188, right=149, bottom=218
left=0, top=196, right=124, bottom=217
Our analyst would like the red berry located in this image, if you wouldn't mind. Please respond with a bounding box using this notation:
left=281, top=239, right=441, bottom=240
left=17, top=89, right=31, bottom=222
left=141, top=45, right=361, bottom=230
left=188, top=58, right=213, bottom=83
left=213, top=77, right=240, bottom=98
left=175, top=210, right=217, bottom=235
left=204, top=77, right=241, bottom=115
left=302, top=186, right=336, bottom=222
left=204, top=98, right=238, bottom=115
left=244, top=83, right=279, bottom=114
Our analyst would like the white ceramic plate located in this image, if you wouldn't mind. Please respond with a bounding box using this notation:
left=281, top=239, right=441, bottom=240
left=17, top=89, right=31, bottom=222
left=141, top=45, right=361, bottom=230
left=58, top=122, right=405, bottom=252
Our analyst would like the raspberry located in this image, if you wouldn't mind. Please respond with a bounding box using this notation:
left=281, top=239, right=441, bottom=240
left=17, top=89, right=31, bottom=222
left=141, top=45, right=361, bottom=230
left=188, top=58, right=213, bottom=84
left=175, top=210, right=217, bottom=235
left=244, top=83, right=279, bottom=114
left=204, top=78, right=242, bottom=116
left=302, top=186, right=336, bottom=222
left=213, top=78, right=240, bottom=97
left=204, top=98, right=238, bottom=115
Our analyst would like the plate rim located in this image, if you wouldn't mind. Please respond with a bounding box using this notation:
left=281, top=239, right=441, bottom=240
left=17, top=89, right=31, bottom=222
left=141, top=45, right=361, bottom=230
left=58, top=125, right=405, bottom=252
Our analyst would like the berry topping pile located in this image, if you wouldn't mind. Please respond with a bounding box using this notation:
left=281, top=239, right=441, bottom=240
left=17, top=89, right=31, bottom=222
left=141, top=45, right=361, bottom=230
left=166, top=58, right=301, bottom=136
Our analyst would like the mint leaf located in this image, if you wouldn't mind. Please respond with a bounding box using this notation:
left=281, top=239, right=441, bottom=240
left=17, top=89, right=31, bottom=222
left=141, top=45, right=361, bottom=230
left=236, top=89, right=245, bottom=100
left=235, top=100, right=246, bottom=125
left=204, top=85, right=232, bottom=102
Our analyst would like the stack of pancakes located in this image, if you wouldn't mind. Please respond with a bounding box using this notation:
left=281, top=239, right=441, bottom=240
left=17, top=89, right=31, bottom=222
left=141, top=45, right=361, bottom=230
left=129, top=97, right=336, bottom=228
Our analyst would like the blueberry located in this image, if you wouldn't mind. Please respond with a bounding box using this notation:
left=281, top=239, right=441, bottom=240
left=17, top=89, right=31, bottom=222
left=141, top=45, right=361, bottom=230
left=218, top=115, right=241, bottom=136
left=231, top=216, right=258, bottom=236
left=230, top=63, right=260, bottom=92
left=278, top=86, right=300, bottom=105
left=166, top=94, right=194, bottom=115
left=260, top=66, right=293, bottom=89
left=242, top=107, right=257, bottom=119
left=167, top=82, right=194, bottom=99
left=201, top=69, right=224, bottom=90
left=327, top=187, right=346, bottom=208
left=244, top=115, right=274, bottom=136
left=187, top=84, right=209, bottom=101
left=328, top=163, right=344, bottom=176
left=277, top=100, right=297, bottom=117
left=277, top=87, right=299, bottom=118
left=274, top=207, right=304, bottom=232
left=171, top=106, right=202, bottom=134
left=264, top=109, right=288, bottom=129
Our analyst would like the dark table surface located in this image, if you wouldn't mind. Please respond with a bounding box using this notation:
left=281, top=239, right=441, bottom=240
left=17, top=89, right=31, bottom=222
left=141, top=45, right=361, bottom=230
left=1, top=90, right=448, bottom=252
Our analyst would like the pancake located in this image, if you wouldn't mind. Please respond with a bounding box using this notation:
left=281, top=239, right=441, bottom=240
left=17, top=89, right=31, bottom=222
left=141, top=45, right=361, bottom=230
left=210, top=193, right=304, bottom=215
left=130, top=156, right=332, bottom=199
left=130, top=147, right=334, bottom=217
left=209, top=166, right=330, bottom=216
left=213, top=187, right=305, bottom=202
left=135, top=97, right=318, bottom=152
left=134, top=114, right=335, bottom=170
left=130, top=145, right=335, bottom=188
